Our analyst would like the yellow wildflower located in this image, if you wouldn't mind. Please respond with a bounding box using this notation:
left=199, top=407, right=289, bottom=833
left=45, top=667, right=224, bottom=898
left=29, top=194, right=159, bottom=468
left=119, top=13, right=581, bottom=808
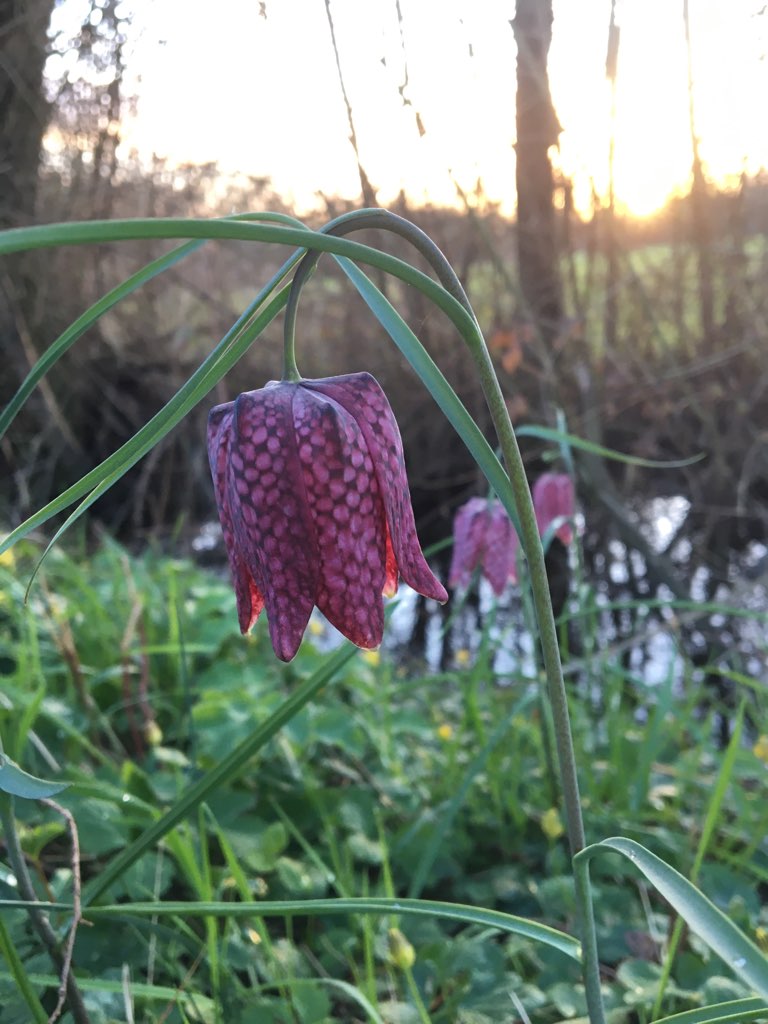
left=454, top=648, right=470, bottom=666
left=388, top=928, right=415, bottom=970
left=437, top=723, right=453, bottom=741
left=540, top=807, right=565, bottom=841
left=753, top=736, right=768, bottom=763
left=144, top=721, right=163, bottom=747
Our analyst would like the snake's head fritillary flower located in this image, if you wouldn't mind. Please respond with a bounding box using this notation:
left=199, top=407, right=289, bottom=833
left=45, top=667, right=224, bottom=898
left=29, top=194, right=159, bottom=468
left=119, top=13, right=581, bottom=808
left=532, top=473, right=575, bottom=545
left=207, top=372, right=447, bottom=662
left=448, top=497, right=519, bottom=595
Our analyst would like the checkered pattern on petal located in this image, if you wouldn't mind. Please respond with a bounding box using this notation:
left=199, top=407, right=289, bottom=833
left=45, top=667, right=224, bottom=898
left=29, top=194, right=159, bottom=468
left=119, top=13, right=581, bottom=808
left=292, top=387, right=388, bottom=649
left=230, top=384, right=320, bottom=661
left=207, top=372, right=449, bottom=661
left=533, top=473, right=575, bottom=545
left=304, top=373, right=448, bottom=603
left=483, top=502, right=519, bottom=594
left=207, top=403, right=264, bottom=633
left=448, top=497, right=490, bottom=590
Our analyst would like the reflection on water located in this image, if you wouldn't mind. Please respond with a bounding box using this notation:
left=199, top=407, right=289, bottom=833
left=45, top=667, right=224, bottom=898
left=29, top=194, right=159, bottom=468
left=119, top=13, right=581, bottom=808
left=640, top=496, right=691, bottom=551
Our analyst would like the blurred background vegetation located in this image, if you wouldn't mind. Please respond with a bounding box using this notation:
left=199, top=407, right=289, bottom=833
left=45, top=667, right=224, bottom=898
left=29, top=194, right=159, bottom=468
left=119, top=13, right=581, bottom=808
left=3, top=3, right=768, bottom=1021
left=2, top=0, right=767, bottom=683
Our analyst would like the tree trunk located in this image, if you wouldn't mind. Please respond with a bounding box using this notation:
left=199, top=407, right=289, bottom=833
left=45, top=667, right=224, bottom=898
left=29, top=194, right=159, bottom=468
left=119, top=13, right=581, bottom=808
left=0, top=0, right=55, bottom=495
left=513, top=0, right=563, bottom=342
left=0, top=0, right=53, bottom=229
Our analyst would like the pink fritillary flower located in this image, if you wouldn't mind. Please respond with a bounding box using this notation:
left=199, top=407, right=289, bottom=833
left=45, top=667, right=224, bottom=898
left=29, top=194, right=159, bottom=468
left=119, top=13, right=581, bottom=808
left=207, top=372, right=447, bottom=662
left=532, top=473, right=575, bottom=545
left=448, top=498, right=519, bottom=595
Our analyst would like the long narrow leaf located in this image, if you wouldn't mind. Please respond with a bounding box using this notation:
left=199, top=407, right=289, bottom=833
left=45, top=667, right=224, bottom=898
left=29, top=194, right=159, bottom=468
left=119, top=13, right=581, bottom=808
left=576, top=838, right=768, bottom=998
left=0, top=754, right=68, bottom=799
left=335, top=256, right=521, bottom=530
left=652, top=708, right=746, bottom=1015
left=0, top=896, right=579, bottom=960
left=0, top=969, right=215, bottom=1012
left=0, top=916, right=48, bottom=1023
left=0, top=217, right=478, bottom=342
left=515, top=425, right=703, bottom=469
left=1, top=272, right=293, bottom=558
left=652, top=997, right=768, bottom=1024
left=0, top=240, right=200, bottom=440
left=80, top=897, right=580, bottom=959
left=0, top=211, right=309, bottom=441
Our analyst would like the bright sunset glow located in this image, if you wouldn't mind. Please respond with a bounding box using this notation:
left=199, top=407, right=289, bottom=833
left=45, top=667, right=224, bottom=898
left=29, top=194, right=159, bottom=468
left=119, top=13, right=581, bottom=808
left=52, top=0, right=768, bottom=219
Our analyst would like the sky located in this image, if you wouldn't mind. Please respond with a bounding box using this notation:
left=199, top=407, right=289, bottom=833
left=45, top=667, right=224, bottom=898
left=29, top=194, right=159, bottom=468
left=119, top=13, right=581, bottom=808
left=49, top=0, right=768, bottom=218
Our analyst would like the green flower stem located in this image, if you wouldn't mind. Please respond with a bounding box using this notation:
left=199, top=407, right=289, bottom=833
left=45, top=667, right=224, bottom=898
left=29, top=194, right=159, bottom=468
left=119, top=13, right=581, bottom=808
left=286, top=208, right=605, bottom=1024
left=282, top=277, right=303, bottom=381
left=282, top=209, right=475, bottom=380
left=0, top=793, right=91, bottom=1024
left=404, top=966, right=432, bottom=1024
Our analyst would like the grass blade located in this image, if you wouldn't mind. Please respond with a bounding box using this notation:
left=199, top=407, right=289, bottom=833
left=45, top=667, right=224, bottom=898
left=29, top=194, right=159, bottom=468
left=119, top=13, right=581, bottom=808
left=79, top=897, right=580, bottom=959
left=335, top=256, right=521, bottom=530
left=576, top=836, right=768, bottom=998
left=0, top=211, right=309, bottom=442
left=1, top=272, right=293, bottom=559
left=0, top=915, right=48, bottom=1023
left=515, top=424, right=704, bottom=469
left=652, top=706, right=746, bottom=1015
left=651, top=997, right=768, bottom=1024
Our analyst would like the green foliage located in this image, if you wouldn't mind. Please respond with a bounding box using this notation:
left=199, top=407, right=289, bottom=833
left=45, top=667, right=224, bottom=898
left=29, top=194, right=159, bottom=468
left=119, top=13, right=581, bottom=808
left=1, top=540, right=767, bottom=1022
left=2, top=207, right=767, bottom=1024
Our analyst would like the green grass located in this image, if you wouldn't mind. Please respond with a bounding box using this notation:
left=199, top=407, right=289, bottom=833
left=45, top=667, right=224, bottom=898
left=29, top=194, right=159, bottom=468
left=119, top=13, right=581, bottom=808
left=0, top=537, right=767, bottom=1023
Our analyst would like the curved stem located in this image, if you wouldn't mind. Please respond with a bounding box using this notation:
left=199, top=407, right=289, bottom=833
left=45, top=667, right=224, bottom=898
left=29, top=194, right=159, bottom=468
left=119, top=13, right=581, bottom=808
left=284, top=207, right=605, bottom=1023
left=282, top=300, right=302, bottom=381
left=282, top=208, right=475, bottom=381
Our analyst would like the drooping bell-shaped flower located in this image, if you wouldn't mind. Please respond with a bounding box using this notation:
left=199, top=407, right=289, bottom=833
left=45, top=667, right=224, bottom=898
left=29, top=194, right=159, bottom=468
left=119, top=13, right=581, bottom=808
left=448, top=497, right=519, bottom=595
left=208, top=372, right=447, bottom=662
left=532, top=473, right=575, bottom=546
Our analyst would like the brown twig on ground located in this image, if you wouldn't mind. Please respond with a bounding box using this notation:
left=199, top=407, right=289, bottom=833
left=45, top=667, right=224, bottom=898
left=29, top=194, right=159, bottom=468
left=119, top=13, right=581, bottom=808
left=0, top=795, right=91, bottom=1024
left=40, top=798, right=83, bottom=1024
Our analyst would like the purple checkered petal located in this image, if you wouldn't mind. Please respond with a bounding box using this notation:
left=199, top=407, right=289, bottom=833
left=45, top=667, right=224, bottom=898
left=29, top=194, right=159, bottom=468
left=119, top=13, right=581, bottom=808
left=304, top=373, right=448, bottom=604
left=207, top=403, right=264, bottom=633
left=533, top=473, right=575, bottom=545
left=229, top=384, right=320, bottom=661
left=292, top=386, right=388, bottom=649
left=483, top=502, right=519, bottom=594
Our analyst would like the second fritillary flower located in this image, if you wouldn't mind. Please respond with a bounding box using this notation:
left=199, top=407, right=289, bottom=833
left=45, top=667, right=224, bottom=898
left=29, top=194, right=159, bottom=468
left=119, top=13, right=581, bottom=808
left=448, top=497, right=519, bottom=595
